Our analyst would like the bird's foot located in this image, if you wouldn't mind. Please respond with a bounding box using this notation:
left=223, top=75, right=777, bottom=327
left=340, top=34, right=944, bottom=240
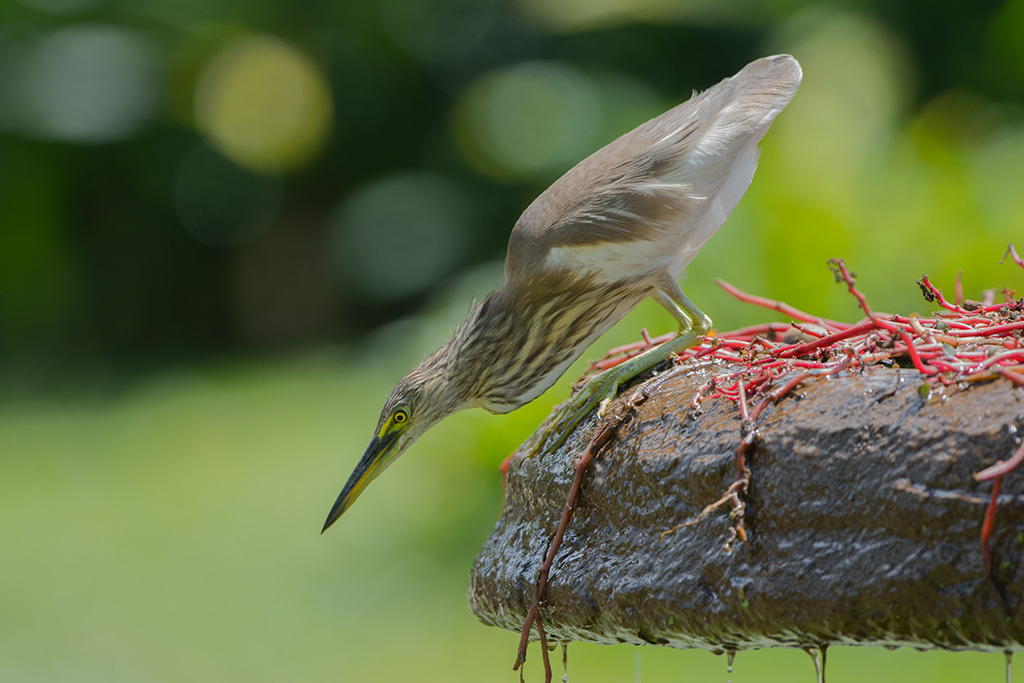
left=528, top=326, right=706, bottom=458
left=523, top=373, right=615, bottom=459
left=546, top=373, right=621, bottom=452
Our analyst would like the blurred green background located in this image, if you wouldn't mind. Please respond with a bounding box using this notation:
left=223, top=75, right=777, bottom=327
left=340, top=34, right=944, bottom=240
left=2, top=0, right=1024, bottom=680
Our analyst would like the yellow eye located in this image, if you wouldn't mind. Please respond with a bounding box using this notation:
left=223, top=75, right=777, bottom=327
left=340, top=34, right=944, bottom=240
left=392, top=409, right=409, bottom=425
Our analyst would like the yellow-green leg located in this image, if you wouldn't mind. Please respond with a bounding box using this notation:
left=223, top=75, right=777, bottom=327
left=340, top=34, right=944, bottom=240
left=538, top=275, right=711, bottom=454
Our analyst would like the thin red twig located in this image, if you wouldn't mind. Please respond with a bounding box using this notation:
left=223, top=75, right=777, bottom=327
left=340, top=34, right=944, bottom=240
left=976, top=440, right=1024, bottom=482
left=1003, top=244, right=1024, bottom=271
left=776, top=319, right=878, bottom=359
left=997, top=367, right=1024, bottom=386
left=981, top=476, right=1002, bottom=575
left=716, top=278, right=849, bottom=330
left=514, top=391, right=645, bottom=680
left=900, top=332, right=938, bottom=375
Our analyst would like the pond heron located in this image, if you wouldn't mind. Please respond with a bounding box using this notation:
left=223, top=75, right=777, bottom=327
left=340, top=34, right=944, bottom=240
left=323, top=54, right=802, bottom=532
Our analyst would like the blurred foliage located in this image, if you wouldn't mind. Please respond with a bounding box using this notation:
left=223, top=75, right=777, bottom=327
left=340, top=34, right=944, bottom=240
left=3, top=0, right=1024, bottom=680
left=1, top=0, right=1023, bottom=387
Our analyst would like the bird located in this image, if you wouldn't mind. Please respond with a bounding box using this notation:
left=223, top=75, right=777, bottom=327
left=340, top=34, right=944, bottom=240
left=322, top=54, right=802, bottom=532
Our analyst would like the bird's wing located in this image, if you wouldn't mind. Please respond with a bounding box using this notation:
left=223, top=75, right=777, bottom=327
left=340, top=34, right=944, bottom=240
left=504, top=55, right=802, bottom=286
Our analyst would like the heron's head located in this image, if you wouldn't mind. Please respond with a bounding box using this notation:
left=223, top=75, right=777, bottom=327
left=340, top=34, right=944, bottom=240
left=321, top=348, right=470, bottom=532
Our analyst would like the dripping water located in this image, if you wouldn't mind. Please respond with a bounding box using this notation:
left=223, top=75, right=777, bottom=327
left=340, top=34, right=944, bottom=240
left=561, top=643, right=568, bottom=683
left=1006, top=650, right=1013, bottom=683
left=804, top=645, right=828, bottom=683
left=803, top=647, right=821, bottom=683
left=726, top=649, right=736, bottom=682
left=634, top=650, right=642, bottom=683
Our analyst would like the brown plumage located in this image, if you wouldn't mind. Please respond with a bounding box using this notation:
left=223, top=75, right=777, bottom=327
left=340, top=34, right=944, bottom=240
left=323, top=55, right=802, bottom=531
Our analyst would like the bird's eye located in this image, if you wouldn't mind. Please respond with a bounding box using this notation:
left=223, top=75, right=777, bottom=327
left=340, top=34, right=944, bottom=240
left=392, top=409, right=409, bottom=425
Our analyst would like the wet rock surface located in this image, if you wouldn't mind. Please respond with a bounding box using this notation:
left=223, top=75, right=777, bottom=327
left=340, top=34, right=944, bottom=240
left=469, top=361, right=1024, bottom=651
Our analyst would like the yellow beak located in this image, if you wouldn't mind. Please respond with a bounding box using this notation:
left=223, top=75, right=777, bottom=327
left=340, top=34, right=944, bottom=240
left=322, top=430, right=400, bottom=533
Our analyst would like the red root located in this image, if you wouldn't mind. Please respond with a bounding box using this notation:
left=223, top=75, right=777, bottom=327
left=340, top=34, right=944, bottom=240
left=514, top=390, right=646, bottom=681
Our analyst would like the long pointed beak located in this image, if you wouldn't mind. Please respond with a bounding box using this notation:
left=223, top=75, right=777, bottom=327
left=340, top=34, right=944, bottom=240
left=321, top=431, right=400, bottom=533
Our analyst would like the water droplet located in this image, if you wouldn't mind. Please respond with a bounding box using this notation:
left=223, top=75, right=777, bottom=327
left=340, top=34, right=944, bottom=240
left=803, top=647, right=822, bottom=683
left=726, top=649, right=735, bottom=674
left=561, top=643, right=569, bottom=683
left=1006, top=650, right=1013, bottom=683
left=634, top=650, right=642, bottom=683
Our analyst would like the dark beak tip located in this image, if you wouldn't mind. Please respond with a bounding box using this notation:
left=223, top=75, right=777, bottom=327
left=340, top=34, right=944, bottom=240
left=321, top=431, right=395, bottom=536
left=320, top=503, right=344, bottom=534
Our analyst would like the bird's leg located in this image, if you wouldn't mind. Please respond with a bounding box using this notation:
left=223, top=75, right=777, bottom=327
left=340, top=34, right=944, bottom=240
left=538, top=276, right=710, bottom=455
